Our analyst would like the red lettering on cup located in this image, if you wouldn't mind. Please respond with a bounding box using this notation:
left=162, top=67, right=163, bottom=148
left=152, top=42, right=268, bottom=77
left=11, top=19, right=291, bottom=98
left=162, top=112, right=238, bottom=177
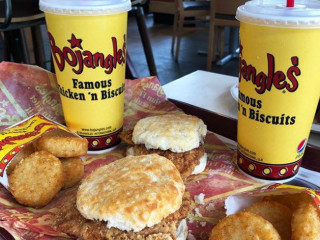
left=239, top=44, right=300, bottom=94
left=48, top=33, right=127, bottom=75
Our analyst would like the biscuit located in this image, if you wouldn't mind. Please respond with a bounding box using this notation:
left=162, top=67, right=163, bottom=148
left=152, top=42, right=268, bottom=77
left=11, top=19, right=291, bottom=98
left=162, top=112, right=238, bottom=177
left=132, top=114, right=207, bottom=153
left=55, top=192, right=192, bottom=240
left=77, top=154, right=185, bottom=232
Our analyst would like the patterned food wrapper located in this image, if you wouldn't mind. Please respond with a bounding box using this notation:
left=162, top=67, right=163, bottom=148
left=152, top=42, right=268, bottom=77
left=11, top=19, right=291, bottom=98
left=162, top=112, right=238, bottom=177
left=0, top=62, right=314, bottom=240
left=0, top=62, right=64, bottom=130
left=225, top=184, right=320, bottom=215
left=0, top=114, right=79, bottom=189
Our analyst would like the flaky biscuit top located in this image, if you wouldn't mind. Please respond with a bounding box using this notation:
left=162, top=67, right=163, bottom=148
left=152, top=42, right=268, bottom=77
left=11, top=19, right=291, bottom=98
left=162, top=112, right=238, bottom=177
left=132, top=114, right=207, bottom=153
left=76, top=154, right=185, bottom=232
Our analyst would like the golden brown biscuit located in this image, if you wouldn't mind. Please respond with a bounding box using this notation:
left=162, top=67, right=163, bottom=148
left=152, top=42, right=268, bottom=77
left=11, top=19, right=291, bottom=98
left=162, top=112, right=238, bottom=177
left=209, top=211, right=281, bottom=240
left=77, top=154, right=185, bottom=232
left=37, top=135, right=88, bottom=157
left=132, top=113, right=207, bottom=153
left=120, top=114, right=208, bottom=179
left=60, top=157, right=84, bottom=189
left=9, top=151, right=64, bottom=207
left=245, top=201, right=292, bottom=240
left=55, top=192, right=191, bottom=240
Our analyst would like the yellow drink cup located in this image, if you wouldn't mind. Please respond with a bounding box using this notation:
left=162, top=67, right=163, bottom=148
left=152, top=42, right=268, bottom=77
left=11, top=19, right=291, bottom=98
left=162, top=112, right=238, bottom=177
left=40, top=0, right=131, bottom=152
left=236, top=0, right=320, bottom=181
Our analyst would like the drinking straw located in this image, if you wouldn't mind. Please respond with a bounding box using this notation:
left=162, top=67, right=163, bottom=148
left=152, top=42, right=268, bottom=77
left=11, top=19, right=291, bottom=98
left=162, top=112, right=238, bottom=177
left=287, top=0, right=295, bottom=7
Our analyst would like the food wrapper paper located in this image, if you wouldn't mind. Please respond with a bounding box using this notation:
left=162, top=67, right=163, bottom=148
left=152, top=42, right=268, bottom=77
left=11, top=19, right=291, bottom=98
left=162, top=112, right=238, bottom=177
left=0, top=62, right=63, bottom=130
left=0, top=114, right=78, bottom=189
left=225, top=184, right=320, bottom=215
left=0, top=62, right=318, bottom=240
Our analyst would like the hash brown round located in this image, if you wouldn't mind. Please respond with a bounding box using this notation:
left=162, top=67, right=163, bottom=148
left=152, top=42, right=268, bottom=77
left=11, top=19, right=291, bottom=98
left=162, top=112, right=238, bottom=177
left=263, top=193, right=314, bottom=210
left=60, top=157, right=84, bottom=189
left=37, top=135, right=88, bottom=157
left=9, top=151, right=64, bottom=207
left=245, top=201, right=292, bottom=240
left=291, top=201, right=320, bottom=240
left=209, top=211, right=281, bottom=240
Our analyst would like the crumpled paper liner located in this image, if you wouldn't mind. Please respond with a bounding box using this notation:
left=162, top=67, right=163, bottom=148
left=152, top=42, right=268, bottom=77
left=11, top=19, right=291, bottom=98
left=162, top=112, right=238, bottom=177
left=0, top=62, right=64, bottom=130
left=225, top=184, right=320, bottom=216
left=0, top=114, right=80, bottom=189
left=0, top=62, right=271, bottom=240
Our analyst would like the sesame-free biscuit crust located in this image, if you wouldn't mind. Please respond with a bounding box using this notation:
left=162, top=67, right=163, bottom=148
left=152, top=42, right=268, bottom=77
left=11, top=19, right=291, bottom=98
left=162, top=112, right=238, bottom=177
left=55, top=192, right=191, bottom=240
left=132, top=114, right=207, bottom=153
left=76, top=155, right=185, bottom=232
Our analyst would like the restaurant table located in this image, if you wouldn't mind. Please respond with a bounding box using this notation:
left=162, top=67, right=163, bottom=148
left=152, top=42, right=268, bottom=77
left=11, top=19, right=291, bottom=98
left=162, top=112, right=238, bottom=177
left=163, top=70, right=320, bottom=187
left=0, top=68, right=319, bottom=239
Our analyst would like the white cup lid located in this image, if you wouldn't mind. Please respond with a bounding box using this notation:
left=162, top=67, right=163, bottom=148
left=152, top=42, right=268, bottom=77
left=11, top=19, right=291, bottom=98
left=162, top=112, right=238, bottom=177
left=40, top=0, right=131, bottom=16
left=236, top=0, right=320, bottom=28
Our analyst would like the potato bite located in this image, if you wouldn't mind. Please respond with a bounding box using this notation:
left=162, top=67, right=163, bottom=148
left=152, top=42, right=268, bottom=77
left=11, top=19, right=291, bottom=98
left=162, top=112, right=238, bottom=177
left=60, top=157, right=84, bottom=189
left=37, top=135, right=88, bottom=157
left=209, top=211, right=281, bottom=240
left=9, top=151, right=64, bottom=207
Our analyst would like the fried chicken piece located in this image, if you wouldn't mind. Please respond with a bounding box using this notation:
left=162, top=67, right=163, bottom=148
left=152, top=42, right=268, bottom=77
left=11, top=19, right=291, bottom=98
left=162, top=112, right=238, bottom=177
left=119, top=130, right=134, bottom=145
left=120, top=129, right=204, bottom=179
left=133, top=145, right=204, bottom=179
left=54, top=192, right=191, bottom=240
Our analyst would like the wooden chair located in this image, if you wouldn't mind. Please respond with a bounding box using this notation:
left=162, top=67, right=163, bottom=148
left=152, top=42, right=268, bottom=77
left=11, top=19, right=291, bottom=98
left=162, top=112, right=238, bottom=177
left=126, top=0, right=158, bottom=79
left=171, top=0, right=210, bottom=61
left=206, top=0, right=246, bottom=70
left=0, top=0, right=47, bottom=69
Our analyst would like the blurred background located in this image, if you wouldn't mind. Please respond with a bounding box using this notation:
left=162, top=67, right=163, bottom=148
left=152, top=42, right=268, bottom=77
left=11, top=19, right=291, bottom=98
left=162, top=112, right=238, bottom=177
left=0, top=0, right=240, bottom=85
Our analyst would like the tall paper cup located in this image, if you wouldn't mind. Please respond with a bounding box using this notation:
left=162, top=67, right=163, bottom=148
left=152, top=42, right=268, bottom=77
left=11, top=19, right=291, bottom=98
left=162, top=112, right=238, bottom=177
left=40, top=0, right=131, bottom=153
left=236, top=0, right=320, bottom=181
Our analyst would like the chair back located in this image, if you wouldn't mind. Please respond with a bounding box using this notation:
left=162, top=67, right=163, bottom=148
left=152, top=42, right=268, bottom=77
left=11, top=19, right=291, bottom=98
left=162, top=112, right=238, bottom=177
left=212, top=0, right=247, bottom=15
left=175, top=0, right=184, bottom=12
left=0, top=0, right=12, bottom=29
left=0, top=0, right=44, bottom=30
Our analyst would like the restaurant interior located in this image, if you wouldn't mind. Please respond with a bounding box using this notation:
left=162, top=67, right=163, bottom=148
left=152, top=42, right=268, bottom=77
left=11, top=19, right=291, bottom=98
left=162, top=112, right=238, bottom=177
left=0, top=0, right=240, bottom=85
left=1, top=0, right=320, bottom=239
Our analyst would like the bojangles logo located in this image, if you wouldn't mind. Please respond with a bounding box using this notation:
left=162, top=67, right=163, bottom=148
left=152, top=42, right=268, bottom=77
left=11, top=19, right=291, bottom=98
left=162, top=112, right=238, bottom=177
left=0, top=123, right=51, bottom=150
left=239, top=43, right=301, bottom=94
left=49, top=33, right=127, bottom=75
